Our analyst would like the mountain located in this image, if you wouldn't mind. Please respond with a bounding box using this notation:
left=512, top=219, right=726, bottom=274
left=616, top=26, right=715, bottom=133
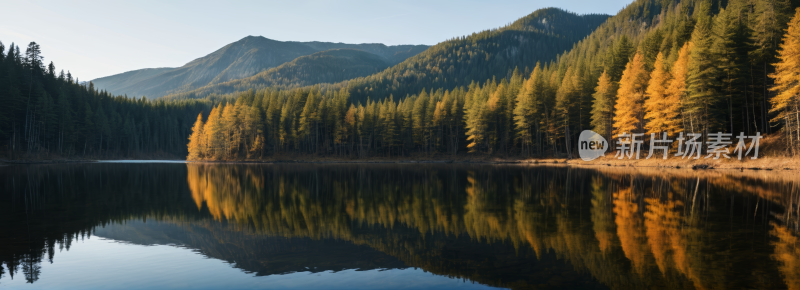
left=301, top=41, right=427, bottom=65
left=172, top=49, right=390, bottom=98
left=163, top=8, right=611, bottom=102
left=91, top=36, right=428, bottom=98
left=338, top=8, right=611, bottom=102
left=89, top=67, right=175, bottom=96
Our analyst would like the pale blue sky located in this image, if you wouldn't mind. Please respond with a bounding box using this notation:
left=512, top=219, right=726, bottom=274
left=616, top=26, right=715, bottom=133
left=0, top=0, right=632, bottom=81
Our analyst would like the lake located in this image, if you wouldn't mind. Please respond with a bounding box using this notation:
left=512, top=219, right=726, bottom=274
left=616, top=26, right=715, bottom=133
left=1, top=163, right=798, bottom=289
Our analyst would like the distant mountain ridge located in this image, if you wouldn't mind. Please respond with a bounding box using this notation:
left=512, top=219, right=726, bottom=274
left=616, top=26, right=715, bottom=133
left=90, top=67, right=175, bottom=94
left=338, top=7, right=611, bottom=102
left=173, top=49, right=391, bottom=98
left=91, top=36, right=428, bottom=98
left=163, top=7, right=611, bottom=102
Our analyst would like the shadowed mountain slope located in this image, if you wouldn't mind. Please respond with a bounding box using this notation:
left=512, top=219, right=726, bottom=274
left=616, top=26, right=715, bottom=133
left=91, top=36, right=428, bottom=98
left=163, top=8, right=610, bottom=102
left=173, top=49, right=391, bottom=97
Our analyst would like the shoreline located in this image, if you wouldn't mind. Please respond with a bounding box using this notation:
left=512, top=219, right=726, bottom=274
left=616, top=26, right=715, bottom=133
left=565, top=153, right=800, bottom=170
left=2, top=155, right=797, bottom=170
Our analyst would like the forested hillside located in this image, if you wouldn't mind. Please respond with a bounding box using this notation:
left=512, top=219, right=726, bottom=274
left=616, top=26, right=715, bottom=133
left=92, top=36, right=428, bottom=98
left=165, top=8, right=610, bottom=103
left=184, top=0, right=800, bottom=161
left=340, top=8, right=611, bottom=103
left=4, top=0, right=800, bottom=162
left=165, top=49, right=390, bottom=98
left=0, top=41, right=210, bottom=159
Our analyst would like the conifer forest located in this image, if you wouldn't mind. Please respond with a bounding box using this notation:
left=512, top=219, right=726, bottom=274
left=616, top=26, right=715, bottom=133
left=2, top=0, right=800, bottom=161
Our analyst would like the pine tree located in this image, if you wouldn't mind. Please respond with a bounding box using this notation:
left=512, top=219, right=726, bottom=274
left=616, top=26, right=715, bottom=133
left=413, top=90, right=430, bottom=150
left=515, top=63, right=546, bottom=155
left=465, top=82, right=489, bottom=152
left=299, top=90, right=321, bottom=152
left=56, top=90, right=74, bottom=155
left=382, top=96, right=398, bottom=155
left=486, top=81, right=506, bottom=153
left=686, top=0, right=722, bottom=133
left=591, top=70, right=617, bottom=140
left=712, top=5, right=751, bottom=134
left=94, top=105, right=111, bottom=155
left=556, top=66, right=580, bottom=155
left=608, top=36, right=635, bottom=81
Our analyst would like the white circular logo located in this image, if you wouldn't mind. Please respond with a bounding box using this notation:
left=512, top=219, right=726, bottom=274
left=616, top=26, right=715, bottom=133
left=578, top=130, right=608, bottom=161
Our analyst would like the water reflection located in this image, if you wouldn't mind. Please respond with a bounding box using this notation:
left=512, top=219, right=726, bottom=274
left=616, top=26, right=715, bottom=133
left=1, top=163, right=800, bottom=289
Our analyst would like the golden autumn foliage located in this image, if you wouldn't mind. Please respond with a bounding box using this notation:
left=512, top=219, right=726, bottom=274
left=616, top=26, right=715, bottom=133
left=662, top=42, right=692, bottom=135
left=179, top=163, right=800, bottom=289
left=613, top=187, right=652, bottom=275
left=770, top=8, right=800, bottom=114
left=770, top=8, right=800, bottom=125
left=643, top=195, right=682, bottom=275
left=614, top=53, right=650, bottom=136
left=202, top=105, right=220, bottom=159
left=771, top=222, right=800, bottom=290
left=644, top=52, right=673, bottom=134
left=187, top=113, right=205, bottom=160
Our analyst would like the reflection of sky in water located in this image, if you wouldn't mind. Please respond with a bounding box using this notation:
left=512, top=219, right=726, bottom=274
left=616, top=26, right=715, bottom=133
left=0, top=237, right=502, bottom=290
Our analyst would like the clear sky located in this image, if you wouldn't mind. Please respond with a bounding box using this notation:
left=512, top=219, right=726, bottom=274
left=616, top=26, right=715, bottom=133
left=0, top=0, right=632, bottom=81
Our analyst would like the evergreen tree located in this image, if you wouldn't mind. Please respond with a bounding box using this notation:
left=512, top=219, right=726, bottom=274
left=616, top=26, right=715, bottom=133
left=712, top=4, right=752, bottom=133
left=413, top=90, right=430, bottom=150
left=686, top=0, right=722, bottom=133
left=515, top=63, right=546, bottom=155
left=591, top=70, right=617, bottom=140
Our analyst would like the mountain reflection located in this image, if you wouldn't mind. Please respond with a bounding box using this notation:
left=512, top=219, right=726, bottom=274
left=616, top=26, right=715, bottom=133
left=2, top=163, right=800, bottom=289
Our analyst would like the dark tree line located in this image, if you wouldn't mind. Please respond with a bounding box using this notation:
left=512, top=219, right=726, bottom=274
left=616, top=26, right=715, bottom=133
left=0, top=41, right=211, bottom=159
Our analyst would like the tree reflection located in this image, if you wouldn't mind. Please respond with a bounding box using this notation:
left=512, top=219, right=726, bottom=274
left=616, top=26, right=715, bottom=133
left=2, top=163, right=800, bottom=289
left=772, top=222, right=800, bottom=290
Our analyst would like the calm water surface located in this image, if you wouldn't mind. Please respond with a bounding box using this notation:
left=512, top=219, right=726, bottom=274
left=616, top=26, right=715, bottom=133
left=1, top=163, right=799, bottom=289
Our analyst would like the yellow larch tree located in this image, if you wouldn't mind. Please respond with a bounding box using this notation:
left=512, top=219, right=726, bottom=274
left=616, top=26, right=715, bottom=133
left=644, top=52, right=672, bottom=134
left=203, top=104, right=224, bottom=160
left=613, top=187, right=652, bottom=275
left=770, top=8, right=800, bottom=146
left=187, top=113, right=205, bottom=160
left=221, top=102, right=239, bottom=158
left=771, top=222, right=800, bottom=290
left=663, top=42, right=692, bottom=135
left=613, top=52, right=650, bottom=136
